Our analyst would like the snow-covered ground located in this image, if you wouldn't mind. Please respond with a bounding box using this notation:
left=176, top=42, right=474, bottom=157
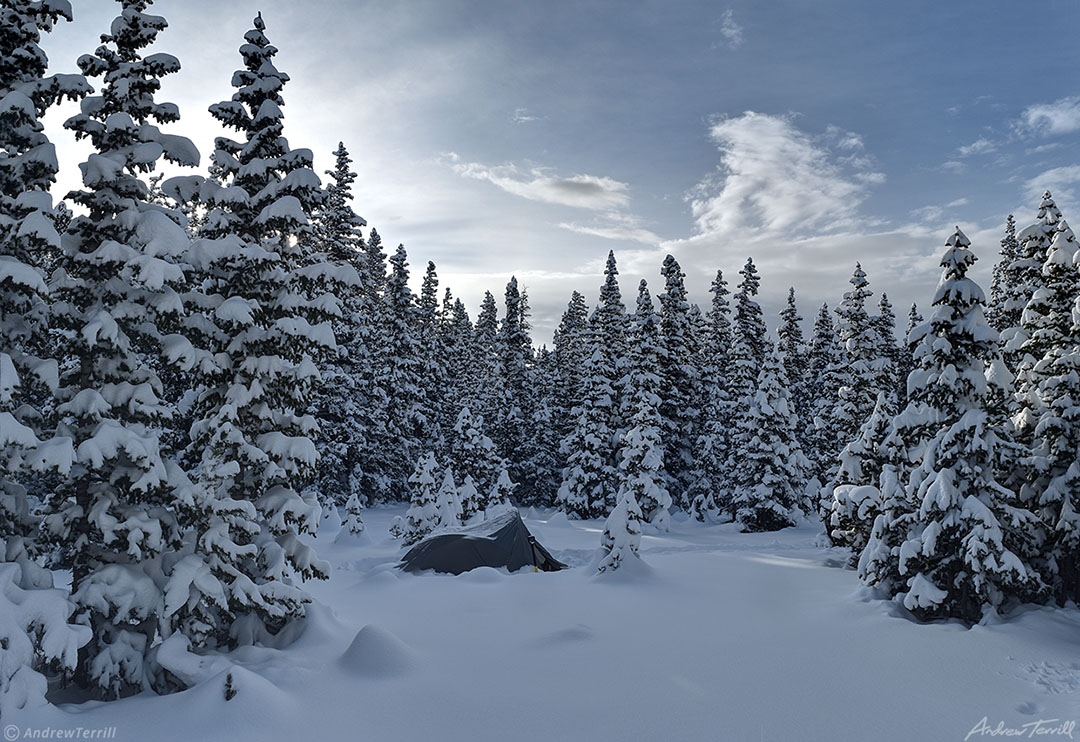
left=17, top=506, right=1080, bottom=742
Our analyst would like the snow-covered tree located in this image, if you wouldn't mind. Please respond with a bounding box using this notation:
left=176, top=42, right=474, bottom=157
left=487, top=468, right=515, bottom=515
left=657, top=255, right=702, bottom=505
left=867, top=228, right=1044, bottom=623
left=777, top=287, right=810, bottom=446
left=434, top=468, right=463, bottom=531
left=45, top=0, right=202, bottom=697
left=689, top=270, right=734, bottom=521
left=168, top=11, right=330, bottom=656
left=986, top=214, right=1018, bottom=333
left=619, top=280, right=670, bottom=529
left=491, top=277, right=532, bottom=494
left=731, top=344, right=807, bottom=532
left=1000, top=192, right=1064, bottom=371
left=308, top=142, right=368, bottom=511
left=557, top=332, right=617, bottom=519
left=805, top=302, right=843, bottom=488
left=596, top=477, right=644, bottom=574
left=394, top=452, right=441, bottom=545
left=873, top=292, right=899, bottom=403
left=447, top=406, right=503, bottom=519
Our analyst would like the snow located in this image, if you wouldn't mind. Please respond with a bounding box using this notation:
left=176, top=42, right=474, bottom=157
left=19, top=506, right=1080, bottom=741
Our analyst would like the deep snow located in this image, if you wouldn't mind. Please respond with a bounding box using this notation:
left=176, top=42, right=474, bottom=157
left=14, top=506, right=1080, bottom=742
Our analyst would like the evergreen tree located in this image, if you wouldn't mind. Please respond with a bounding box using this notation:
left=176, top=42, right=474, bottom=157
left=896, top=303, right=922, bottom=405
left=873, top=292, right=899, bottom=404
left=169, top=11, right=330, bottom=656
left=434, top=468, right=463, bottom=531
left=308, top=142, right=368, bottom=511
left=457, top=475, right=482, bottom=524
left=596, top=474, right=644, bottom=574
left=733, top=257, right=766, bottom=366
left=394, top=452, right=440, bottom=545
left=731, top=345, right=807, bottom=532
left=492, top=277, right=533, bottom=498
left=47, top=0, right=201, bottom=696
left=865, top=228, right=1043, bottom=623
left=1016, top=223, right=1080, bottom=603
left=689, top=270, right=734, bottom=521
left=619, top=280, right=670, bottom=529
left=447, top=406, right=503, bottom=515
left=805, top=303, right=843, bottom=494
left=1000, top=192, right=1064, bottom=371
left=487, top=469, right=515, bottom=514
left=0, top=0, right=91, bottom=710
left=986, top=215, right=1018, bottom=333
left=657, top=255, right=702, bottom=505
left=777, top=287, right=810, bottom=444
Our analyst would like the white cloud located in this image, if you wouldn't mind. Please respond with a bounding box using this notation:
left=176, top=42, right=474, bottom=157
left=957, top=138, right=996, bottom=157
left=559, top=216, right=662, bottom=245
left=512, top=107, right=541, bottom=124
left=1020, top=96, right=1080, bottom=136
left=443, top=153, right=632, bottom=211
left=1024, top=165, right=1080, bottom=209
left=714, top=9, right=744, bottom=50
left=941, top=161, right=965, bottom=174
left=685, top=112, right=883, bottom=239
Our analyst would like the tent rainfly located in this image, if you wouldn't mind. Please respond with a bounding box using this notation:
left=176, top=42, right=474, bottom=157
left=399, top=511, right=568, bottom=575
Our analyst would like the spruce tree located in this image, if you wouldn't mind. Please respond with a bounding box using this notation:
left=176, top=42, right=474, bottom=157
left=805, top=303, right=843, bottom=496
left=689, top=270, right=734, bottom=521
left=731, top=345, right=807, bottom=532
left=491, top=277, right=532, bottom=497
left=873, top=292, right=899, bottom=404
left=777, top=287, right=810, bottom=445
left=619, top=280, right=670, bottom=529
left=47, top=0, right=201, bottom=696
left=447, top=406, right=503, bottom=515
left=557, top=310, right=617, bottom=519
left=394, top=452, right=441, bottom=545
left=657, top=255, right=702, bottom=506
left=986, top=215, right=1018, bottom=333
left=169, top=11, right=330, bottom=655
left=309, top=142, right=369, bottom=512
left=868, top=228, right=1043, bottom=622
left=0, top=0, right=91, bottom=710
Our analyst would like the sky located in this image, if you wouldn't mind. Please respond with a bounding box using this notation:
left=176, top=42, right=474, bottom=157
left=38, top=0, right=1080, bottom=343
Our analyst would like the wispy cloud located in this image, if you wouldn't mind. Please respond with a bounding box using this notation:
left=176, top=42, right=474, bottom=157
left=941, top=160, right=965, bottom=174
left=1019, top=96, right=1080, bottom=137
left=559, top=211, right=662, bottom=245
left=443, top=153, right=631, bottom=210
left=512, top=107, right=541, bottom=124
left=1024, top=165, right=1080, bottom=208
left=957, top=137, right=996, bottom=157
left=685, top=112, right=884, bottom=239
left=713, top=9, right=744, bottom=50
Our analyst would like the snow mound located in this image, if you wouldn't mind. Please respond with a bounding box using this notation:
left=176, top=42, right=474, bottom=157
left=545, top=511, right=571, bottom=528
left=338, top=625, right=417, bottom=678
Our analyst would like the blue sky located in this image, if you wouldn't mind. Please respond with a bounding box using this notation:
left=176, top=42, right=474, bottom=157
left=40, top=0, right=1080, bottom=341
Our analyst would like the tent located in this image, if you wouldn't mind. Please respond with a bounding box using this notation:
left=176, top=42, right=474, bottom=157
left=399, top=511, right=568, bottom=575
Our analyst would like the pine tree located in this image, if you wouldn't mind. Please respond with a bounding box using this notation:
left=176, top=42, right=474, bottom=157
left=827, top=392, right=893, bottom=556
left=596, top=476, right=644, bottom=574
left=491, top=277, right=533, bottom=498
left=689, top=270, right=734, bottom=521
left=434, top=468, right=463, bottom=531
left=731, top=345, right=807, bottom=532
left=557, top=322, right=617, bottom=519
left=309, top=142, right=369, bottom=512
left=806, top=302, right=844, bottom=497
left=1000, top=192, right=1064, bottom=371
left=552, top=291, right=589, bottom=477
left=394, top=452, right=440, bottom=545
left=457, top=475, right=482, bottom=524
left=371, top=245, right=426, bottom=501
left=867, top=228, right=1043, bottom=623
left=657, top=255, right=702, bottom=506
left=447, top=406, right=503, bottom=516
left=896, top=303, right=922, bottom=405
left=169, top=11, right=330, bottom=656
left=619, top=280, right=670, bottom=529
left=873, top=292, right=899, bottom=404
left=1016, top=222, right=1080, bottom=603
left=46, top=0, right=202, bottom=697
left=1013, top=220, right=1079, bottom=449
left=777, top=287, right=810, bottom=444
left=487, top=469, right=515, bottom=514
left=0, top=0, right=91, bottom=710
left=733, top=258, right=766, bottom=366
left=986, top=215, right=1018, bottom=333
